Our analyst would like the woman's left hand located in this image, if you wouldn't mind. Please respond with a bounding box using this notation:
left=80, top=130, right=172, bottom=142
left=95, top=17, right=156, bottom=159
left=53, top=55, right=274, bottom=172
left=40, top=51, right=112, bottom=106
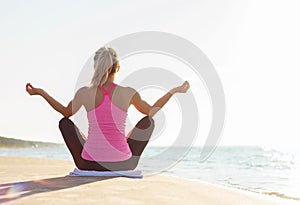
left=174, top=81, right=190, bottom=93
left=26, top=83, right=42, bottom=96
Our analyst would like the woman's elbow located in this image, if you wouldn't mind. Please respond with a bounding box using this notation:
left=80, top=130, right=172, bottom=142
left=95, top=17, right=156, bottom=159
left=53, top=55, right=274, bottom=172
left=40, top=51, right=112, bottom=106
left=148, top=107, right=160, bottom=117
left=61, top=109, right=72, bottom=118
left=63, top=114, right=72, bottom=118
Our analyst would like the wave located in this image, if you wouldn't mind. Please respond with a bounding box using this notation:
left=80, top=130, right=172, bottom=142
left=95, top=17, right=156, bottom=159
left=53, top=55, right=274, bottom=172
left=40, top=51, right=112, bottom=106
left=263, top=191, right=300, bottom=201
left=220, top=182, right=300, bottom=202
left=0, top=136, right=63, bottom=148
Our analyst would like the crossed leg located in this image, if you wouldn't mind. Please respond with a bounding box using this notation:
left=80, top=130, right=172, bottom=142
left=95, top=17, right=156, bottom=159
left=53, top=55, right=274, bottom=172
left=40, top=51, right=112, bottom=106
left=58, top=116, right=155, bottom=171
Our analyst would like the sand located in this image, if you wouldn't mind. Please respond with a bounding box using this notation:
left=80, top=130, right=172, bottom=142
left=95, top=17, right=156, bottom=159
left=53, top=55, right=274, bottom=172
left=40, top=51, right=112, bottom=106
left=0, top=156, right=296, bottom=205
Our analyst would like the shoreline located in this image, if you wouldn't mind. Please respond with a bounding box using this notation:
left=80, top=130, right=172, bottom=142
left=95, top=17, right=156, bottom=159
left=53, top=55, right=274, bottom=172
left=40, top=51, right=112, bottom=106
left=167, top=175, right=300, bottom=205
left=0, top=156, right=297, bottom=205
left=157, top=172, right=299, bottom=205
left=170, top=175, right=300, bottom=202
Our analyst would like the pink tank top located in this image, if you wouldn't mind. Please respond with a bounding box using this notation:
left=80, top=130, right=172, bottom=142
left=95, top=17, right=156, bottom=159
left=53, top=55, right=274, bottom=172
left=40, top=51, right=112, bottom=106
left=81, top=83, right=132, bottom=162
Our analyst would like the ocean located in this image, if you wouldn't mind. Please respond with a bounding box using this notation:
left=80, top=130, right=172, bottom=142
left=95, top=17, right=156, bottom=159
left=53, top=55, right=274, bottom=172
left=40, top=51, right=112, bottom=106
left=0, top=145, right=299, bottom=202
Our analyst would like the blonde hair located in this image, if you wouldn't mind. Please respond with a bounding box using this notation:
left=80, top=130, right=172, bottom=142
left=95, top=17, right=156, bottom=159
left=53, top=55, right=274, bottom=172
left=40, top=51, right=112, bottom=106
left=91, top=46, right=119, bottom=87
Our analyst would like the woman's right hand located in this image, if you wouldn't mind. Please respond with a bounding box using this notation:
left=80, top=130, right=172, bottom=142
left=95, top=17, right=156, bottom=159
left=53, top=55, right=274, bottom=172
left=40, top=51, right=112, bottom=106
left=172, top=81, right=190, bottom=94
left=26, top=83, right=42, bottom=96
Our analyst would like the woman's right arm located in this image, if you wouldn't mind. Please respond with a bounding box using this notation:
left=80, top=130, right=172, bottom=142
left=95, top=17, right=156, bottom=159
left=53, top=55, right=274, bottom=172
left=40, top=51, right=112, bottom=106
left=26, top=83, right=84, bottom=118
left=131, top=81, right=190, bottom=117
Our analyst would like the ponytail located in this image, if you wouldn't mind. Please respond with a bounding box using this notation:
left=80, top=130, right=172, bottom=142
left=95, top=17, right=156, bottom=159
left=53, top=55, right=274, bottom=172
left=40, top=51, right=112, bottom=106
left=90, top=46, right=118, bottom=87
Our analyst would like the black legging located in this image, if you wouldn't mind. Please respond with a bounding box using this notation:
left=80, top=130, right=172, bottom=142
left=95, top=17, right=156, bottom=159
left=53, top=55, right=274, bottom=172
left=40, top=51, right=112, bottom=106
left=59, top=116, right=155, bottom=171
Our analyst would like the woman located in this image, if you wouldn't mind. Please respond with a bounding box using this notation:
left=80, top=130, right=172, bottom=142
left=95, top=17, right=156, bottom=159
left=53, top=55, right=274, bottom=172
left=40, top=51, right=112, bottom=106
left=26, top=46, right=190, bottom=171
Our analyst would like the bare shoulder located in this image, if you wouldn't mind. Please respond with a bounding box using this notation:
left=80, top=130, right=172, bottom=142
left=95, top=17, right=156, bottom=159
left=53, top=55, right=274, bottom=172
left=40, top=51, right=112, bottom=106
left=115, top=85, right=137, bottom=95
left=75, top=86, right=89, bottom=96
left=74, top=86, right=98, bottom=100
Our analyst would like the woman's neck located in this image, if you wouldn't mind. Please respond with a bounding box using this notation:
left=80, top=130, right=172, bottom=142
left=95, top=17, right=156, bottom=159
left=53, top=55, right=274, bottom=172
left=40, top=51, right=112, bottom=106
left=107, top=74, right=115, bottom=82
left=103, top=74, right=115, bottom=87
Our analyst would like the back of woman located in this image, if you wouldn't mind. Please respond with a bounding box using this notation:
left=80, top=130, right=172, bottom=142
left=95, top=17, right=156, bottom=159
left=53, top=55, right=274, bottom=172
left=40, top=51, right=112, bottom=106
left=82, top=83, right=133, bottom=162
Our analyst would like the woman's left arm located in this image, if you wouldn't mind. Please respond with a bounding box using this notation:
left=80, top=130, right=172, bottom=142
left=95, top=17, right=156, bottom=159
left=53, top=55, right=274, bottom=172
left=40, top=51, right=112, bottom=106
left=26, top=83, right=83, bottom=118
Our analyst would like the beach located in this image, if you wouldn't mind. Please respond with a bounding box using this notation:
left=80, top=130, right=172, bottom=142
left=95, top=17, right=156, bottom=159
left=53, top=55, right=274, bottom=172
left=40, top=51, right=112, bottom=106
left=0, top=156, right=294, bottom=205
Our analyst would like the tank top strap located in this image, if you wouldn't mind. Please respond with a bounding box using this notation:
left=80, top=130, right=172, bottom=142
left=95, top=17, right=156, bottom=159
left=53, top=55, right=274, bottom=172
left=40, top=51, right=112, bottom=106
left=98, top=83, right=116, bottom=96
left=106, top=83, right=116, bottom=94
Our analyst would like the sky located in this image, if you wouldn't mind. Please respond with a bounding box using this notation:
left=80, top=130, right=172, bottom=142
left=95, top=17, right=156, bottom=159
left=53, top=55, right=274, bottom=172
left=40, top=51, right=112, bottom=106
left=0, top=0, right=300, bottom=148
